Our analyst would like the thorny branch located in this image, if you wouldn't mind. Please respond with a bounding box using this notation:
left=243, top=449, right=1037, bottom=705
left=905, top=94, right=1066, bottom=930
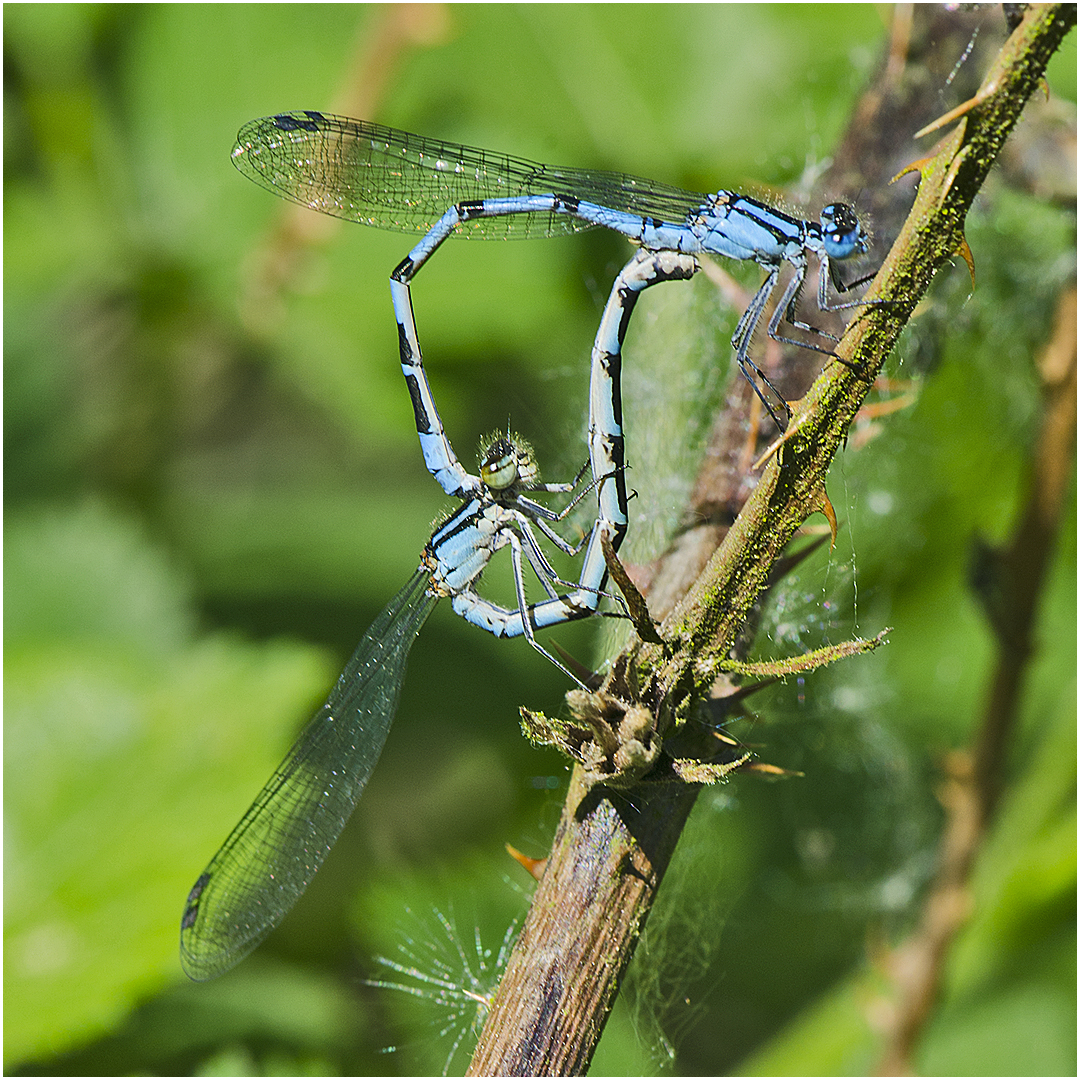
left=468, top=6, right=1075, bottom=1075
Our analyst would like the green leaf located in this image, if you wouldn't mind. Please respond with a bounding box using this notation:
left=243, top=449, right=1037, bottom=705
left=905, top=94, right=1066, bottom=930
left=4, top=502, right=330, bottom=1068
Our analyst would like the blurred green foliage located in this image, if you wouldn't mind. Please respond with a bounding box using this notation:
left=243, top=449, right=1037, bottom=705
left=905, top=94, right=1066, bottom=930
left=4, top=5, right=1074, bottom=1076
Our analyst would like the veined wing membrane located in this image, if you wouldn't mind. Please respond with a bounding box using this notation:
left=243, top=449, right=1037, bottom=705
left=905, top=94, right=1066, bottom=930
left=232, top=111, right=707, bottom=239
left=180, top=567, right=437, bottom=981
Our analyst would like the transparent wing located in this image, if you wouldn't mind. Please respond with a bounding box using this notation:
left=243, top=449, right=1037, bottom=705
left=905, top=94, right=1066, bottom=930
left=232, top=111, right=707, bottom=239
left=180, top=567, right=437, bottom=980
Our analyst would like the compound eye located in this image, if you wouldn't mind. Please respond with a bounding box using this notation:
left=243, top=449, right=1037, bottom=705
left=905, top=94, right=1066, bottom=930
left=820, top=202, right=868, bottom=259
left=480, top=438, right=518, bottom=490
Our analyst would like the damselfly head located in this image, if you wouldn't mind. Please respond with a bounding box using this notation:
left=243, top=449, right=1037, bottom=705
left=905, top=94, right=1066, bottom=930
left=819, top=202, right=870, bottom=260
left=478, top=431, right=538, bottom=490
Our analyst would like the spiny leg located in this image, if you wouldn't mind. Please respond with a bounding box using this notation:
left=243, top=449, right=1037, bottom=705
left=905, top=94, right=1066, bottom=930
left=445, top=528, right=595, bottom=689
left=767, top=257, right=882, bottom=375
left=730, top=266, right=793, bottom=432
left=765, top=263, right=843, bottom=358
